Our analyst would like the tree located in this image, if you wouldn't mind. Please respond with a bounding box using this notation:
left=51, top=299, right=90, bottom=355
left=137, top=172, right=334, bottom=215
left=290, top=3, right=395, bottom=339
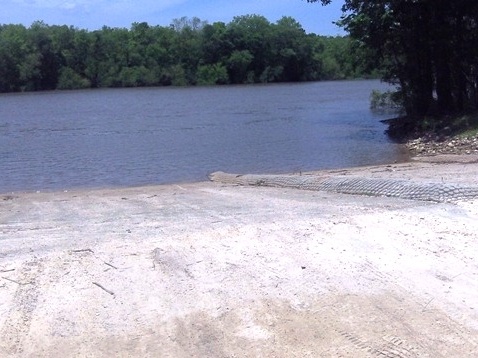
left=0, top=16, right=375, bottom=92
left=169, top=17, right=205, bottom=84
left=227, top=15, right=273, bottom=82
left=270, top=17, right=309, bottom=82
left=227, top=50, right=254, bottom=83
left=0, top=24, right=28, bottom=91
left=200, top=22, right=232, bottom=65
left=308, top=0, right=478, bottom=119
left=26, top=21, right=61, bottom=90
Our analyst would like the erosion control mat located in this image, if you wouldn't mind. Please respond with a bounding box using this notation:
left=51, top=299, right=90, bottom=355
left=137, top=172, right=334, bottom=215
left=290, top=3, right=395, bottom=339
left=209, top=171, right=478, bottom=202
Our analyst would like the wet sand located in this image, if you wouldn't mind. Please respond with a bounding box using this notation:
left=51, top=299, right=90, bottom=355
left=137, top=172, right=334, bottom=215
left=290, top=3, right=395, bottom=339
left=1, top=155, right=478, bottom=357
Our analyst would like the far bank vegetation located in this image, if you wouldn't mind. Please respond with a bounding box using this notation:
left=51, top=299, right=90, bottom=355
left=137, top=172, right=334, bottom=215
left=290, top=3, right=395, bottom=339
left=0, top=16, right=376, bottom=93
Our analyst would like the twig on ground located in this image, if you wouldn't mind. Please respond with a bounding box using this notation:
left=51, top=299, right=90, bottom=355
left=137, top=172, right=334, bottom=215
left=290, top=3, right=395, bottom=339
left=186, top=260, right=203, bottom=266
left=104, top=261, right=118, bottom=270
left=2, top=276, right=28, bottom=285
left=422, top=297, right=434, bottom=312
left=0, top=269, right=15, bottom=273
left=72, top=248, right=94, bottom=254
left=93, top=282, right=115, bottom=296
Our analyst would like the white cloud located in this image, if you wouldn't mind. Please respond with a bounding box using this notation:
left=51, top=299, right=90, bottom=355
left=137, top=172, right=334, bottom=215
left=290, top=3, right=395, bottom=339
left=11, top=0, right=95, bottom=9
left=11, top=0, right=185, bottom=11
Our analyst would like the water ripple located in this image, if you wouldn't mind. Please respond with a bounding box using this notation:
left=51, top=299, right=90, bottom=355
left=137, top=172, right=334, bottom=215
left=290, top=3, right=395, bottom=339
left=0, top=81, right=405, bottom=193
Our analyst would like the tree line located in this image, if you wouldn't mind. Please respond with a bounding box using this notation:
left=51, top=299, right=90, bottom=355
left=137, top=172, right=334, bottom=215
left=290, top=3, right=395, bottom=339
left=311, top=0, right=478, bottom=119
left=0, top=16, right=376, bottom=93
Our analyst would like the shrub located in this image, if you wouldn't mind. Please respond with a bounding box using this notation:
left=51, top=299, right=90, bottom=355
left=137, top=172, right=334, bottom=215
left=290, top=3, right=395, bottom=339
left=197, top=64, right=229, bottom=85
left=57, top=67, right=90, bottom=90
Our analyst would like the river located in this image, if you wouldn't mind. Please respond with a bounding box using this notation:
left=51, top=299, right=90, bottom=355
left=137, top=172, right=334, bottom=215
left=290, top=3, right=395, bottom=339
left=0, top=80, right=406, bottom=193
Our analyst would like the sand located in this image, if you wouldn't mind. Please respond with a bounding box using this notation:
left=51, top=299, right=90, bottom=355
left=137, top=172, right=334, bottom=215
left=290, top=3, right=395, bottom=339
left=1, top=155, right=478, bottom=357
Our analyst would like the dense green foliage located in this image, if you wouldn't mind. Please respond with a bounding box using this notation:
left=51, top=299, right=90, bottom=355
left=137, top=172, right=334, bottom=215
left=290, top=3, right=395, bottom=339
left=0, top=16, right=373, bottom=93
left=310, top=0, right=478, bottom=119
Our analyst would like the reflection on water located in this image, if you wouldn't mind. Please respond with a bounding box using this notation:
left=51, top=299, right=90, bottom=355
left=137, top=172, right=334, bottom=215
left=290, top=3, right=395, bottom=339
left=0, top=80, right=407, bottom=193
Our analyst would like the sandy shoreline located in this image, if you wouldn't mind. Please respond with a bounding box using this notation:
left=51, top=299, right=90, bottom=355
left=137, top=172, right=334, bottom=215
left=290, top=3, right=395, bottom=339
left=1, top=155, right=478, bottom=357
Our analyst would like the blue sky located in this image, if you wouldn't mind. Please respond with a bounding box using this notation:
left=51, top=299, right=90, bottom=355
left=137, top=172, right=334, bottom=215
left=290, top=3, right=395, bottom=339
left=1, top=0, right=345, bottom=35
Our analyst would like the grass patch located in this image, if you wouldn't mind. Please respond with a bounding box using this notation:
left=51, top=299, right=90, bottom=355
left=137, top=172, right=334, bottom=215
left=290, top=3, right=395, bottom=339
left=448, top=112, right=478, bottom=137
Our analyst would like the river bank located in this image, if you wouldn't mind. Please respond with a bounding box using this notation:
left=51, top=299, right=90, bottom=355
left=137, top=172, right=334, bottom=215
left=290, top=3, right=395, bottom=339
left=407, top=132, right=478, bottom=156
left=1, top=155, right=478, bottom=357
left=384, top=113, right=478, bottom=157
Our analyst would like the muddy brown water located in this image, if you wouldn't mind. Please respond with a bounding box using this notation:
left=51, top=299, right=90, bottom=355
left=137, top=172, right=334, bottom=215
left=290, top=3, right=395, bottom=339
left=0, top=80, right=407, bottom=193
